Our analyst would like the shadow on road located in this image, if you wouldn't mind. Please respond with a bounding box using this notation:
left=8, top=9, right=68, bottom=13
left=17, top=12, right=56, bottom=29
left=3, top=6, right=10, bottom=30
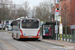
left=17, top=38, right=41, bottom=42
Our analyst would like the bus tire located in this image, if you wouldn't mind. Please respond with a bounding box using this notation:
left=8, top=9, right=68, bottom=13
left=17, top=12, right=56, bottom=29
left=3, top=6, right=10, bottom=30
left=16, top=33, right=20, bottom=40
left=16, top=33, right=18, bottom=39
left=12, top=33, right=15, bottom=39
left=34, top=38, right=39, bottom=41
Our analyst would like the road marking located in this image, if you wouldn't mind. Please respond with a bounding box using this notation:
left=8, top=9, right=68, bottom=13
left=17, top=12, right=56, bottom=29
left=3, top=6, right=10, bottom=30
left=17, top=42, right=40, bottom=50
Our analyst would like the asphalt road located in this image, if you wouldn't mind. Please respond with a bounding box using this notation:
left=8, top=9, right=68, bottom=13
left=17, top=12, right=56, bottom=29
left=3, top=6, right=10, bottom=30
left=0, top=31, right=73, bottom=50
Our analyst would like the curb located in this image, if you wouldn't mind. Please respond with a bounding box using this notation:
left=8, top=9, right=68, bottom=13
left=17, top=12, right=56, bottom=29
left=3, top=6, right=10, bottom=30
left=41, top=39, right=75, bottom=49
left=41, top=39, right=65, bottom=47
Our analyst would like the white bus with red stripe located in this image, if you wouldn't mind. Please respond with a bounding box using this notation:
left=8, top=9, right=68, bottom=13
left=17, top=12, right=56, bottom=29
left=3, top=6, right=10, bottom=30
left=11, top=18, right=40, bottom=40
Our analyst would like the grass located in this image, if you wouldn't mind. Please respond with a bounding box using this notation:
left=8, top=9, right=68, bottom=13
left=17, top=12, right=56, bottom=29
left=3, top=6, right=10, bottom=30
left=58, top=34, right=74, bottom=39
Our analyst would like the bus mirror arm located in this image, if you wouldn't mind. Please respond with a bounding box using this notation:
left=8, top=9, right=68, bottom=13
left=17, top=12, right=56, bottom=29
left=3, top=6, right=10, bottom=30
left=11, top=23, right=13, bottom=26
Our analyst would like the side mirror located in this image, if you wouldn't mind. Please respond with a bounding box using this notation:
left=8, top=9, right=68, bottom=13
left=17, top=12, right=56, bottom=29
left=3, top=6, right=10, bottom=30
left=11, top=23, right=13, bottom=26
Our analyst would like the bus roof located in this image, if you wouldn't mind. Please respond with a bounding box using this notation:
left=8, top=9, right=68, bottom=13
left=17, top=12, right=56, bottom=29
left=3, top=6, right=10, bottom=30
left=16, top=17, right=39, bottom=20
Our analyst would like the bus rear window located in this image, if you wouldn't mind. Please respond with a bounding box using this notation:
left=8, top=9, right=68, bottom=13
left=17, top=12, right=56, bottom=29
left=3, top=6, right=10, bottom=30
left=22, top=19, right=39, bottom=28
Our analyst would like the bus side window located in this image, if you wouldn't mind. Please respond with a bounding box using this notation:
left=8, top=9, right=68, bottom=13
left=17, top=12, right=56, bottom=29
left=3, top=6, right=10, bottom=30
left=18, top=23, right=20, bottom=29
left=12, top=21, right=18, bottom=31
left=19, top=23, right=20, bottom=29
left=11, top=23, right=13, bottom=26
left=17, top=21, right=20, bottom=29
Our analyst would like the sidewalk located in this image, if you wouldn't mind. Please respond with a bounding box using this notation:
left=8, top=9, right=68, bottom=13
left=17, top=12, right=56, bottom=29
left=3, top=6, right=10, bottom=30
left=40, top=37, right=75, bottom=50
left=0, top=30, right=7, bottom=32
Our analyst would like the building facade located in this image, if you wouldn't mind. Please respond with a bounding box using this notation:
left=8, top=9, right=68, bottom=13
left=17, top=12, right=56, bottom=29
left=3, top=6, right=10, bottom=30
left=52, top=0, right=75, bottom=26
left=59, top=0, right=75, bottom=26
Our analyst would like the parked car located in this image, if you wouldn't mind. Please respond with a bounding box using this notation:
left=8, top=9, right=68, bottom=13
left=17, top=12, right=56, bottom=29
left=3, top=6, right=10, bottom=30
left=0, top=24, right=2, bottom=29
left=0, top=24, right=6, bottom=29
left=7, top=24, right=12, bottom=31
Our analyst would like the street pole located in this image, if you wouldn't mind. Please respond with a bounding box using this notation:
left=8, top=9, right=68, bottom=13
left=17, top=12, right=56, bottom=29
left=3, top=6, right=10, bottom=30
left=55, top=0, right=58, bottom=40
left=59, top=18, right=62, bottom=41
left=55, top=0, right=57, bottom=40
left=56, top=16, right=58, bottom=40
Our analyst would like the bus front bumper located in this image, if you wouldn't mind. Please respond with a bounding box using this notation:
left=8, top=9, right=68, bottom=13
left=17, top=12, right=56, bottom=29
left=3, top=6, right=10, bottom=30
left=20, top=35, right=40, bottom=38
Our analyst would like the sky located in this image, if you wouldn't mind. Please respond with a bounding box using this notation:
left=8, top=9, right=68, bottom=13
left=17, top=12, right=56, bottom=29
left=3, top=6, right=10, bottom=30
left=12, top=0, right=44, bottom=9
left=12, top=0, right=54, bottom=9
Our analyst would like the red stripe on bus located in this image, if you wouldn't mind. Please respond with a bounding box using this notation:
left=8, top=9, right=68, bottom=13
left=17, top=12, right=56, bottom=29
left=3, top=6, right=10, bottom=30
left=37, top=30, right=40, bottom=36
left=20, top=29, right=23, bottom=36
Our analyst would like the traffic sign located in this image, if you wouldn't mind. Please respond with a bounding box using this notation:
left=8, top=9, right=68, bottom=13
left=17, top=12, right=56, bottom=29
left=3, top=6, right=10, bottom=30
left=55, top=15, right=61, bottom=21
left=55, top=10, right=60, bottom=21
left=57, top=16, right=61, bottom=21
left=55, top=10, right=59, bottom=12
left=55, top=25, right=58, bottom=33
left=55, top=10, right=59, bottom=16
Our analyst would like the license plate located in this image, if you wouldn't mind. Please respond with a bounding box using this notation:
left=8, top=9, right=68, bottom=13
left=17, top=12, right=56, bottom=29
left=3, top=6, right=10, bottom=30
left=28, top=36, right=32, bottom=37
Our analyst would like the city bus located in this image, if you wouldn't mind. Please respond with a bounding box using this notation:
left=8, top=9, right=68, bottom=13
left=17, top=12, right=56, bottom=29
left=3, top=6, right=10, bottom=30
left=11, top=17, right=40, bottom=40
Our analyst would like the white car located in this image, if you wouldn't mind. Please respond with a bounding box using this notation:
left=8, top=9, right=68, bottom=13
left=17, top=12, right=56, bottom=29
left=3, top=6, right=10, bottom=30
left=7, top=24, right=12, bottom=31
left=0, top=24, right=2, bottom=28
left=0, top=24, right=5, bottom=29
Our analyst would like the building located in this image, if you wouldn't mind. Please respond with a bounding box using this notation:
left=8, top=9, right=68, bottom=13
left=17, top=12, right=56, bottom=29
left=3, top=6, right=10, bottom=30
left=59, top=0, right=75, bottom=26
left=52, top=0, right=75, bottom=26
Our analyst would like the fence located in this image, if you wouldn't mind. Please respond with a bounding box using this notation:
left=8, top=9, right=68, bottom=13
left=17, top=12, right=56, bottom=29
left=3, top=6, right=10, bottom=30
left=57, top=26, right=75, bottom=43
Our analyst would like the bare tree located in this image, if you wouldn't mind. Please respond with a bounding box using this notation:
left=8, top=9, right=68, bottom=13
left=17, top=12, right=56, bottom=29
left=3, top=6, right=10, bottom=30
left=0, top=0, right=11, bottom=21
left=23, top=1, right=30, bottom=17
left=17, top=7, right=25, bottom=17
left=9, top=4, right=20, bottom=19
left=8, top=1, right=30, bottom=19
left=33, top=2, right=50, bottom=21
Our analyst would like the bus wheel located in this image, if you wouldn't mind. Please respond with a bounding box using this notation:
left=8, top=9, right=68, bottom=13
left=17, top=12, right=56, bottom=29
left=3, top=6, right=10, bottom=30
left=12, top=33, right=15, bottom=39
left=16, top=33, right=20, bottom=40
left=16, top=33, right=18, bottom=39
left=34, top=38, right=39, bottom=41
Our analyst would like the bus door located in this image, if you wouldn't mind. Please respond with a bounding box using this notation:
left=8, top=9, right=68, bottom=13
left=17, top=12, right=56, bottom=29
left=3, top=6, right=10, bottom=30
left=12, top=21, right=18, bottom=36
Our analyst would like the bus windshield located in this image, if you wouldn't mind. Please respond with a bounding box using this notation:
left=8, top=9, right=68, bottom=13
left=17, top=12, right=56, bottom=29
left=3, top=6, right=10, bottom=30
left=22, top=19, right=39, bottom=28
